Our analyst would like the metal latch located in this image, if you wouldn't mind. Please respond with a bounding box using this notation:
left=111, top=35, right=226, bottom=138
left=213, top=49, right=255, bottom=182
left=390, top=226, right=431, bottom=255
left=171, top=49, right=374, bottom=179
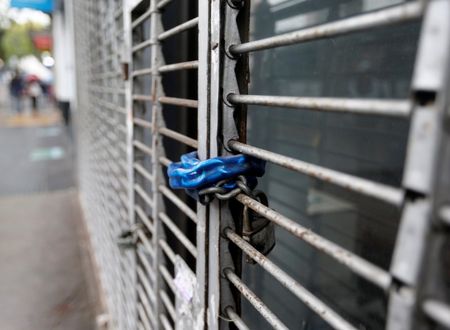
left=116, top=224, right=143, bottom=251
left=242, top=191, right=276, bottom=263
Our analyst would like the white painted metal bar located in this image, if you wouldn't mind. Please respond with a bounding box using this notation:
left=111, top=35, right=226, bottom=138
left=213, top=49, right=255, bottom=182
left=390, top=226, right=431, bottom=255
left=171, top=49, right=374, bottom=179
left=156, top=0, right=172, bottom=10
left=158, top=185, right=197, bottom=223
left=225, top=307, right=249, bottom=330
left=235, top=193, right=392, bottom=290
left=159, top=239, right=176, bottom=264
left=135, top=205, right=154, bottom=234
left=159, top=60, right=199, bottom=73
left=158, top=17, right=199, bottom=41
left=159, top=156, right=172, bottom=167
left=225, top=228, right=357, bottom=330
left=160, top=314, right=173, bottom=330
left=160, top=290, right=176, bottom=320
left=158, top=212, right=197, bottom=258
left=132, top=9, right=152, bottom=29
left=137, top=285, right=156, bottom=323
left=133, top=140, right=153, bottom=156
left=132, top=67, right=153, bottom=77
left=137, top=266, right=157, bottom=304
left=133, top=118, right=153, bottom=129
left=159, top=127, right=198, bottom=148
left=224, top=268, right=288, bottom=330
left=137, top=229, right=156, bottom=256
left=228, top=94, right=412, bottom=117
left=230, top=1, right=424, bottom=54
left=132, top=39, right=154, bottom=53
left=423, top=299, right=450, bottom=328
left=134, top=184, right=155, bottom=208
left=138, top=250, right=156, bottom=283
left=229, top=141, right=404, bottom=206
left=137, top=304, right=152, bottom=330
left=159, top=265, right=176, bottom=293
left=133, top=94, right=153, bottom=102
left=134, top=163, right=154, bottom=183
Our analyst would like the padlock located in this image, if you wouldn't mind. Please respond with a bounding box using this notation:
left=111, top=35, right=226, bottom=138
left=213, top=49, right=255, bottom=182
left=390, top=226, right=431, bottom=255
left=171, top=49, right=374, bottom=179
left=242, top=191, right=276, bottom=264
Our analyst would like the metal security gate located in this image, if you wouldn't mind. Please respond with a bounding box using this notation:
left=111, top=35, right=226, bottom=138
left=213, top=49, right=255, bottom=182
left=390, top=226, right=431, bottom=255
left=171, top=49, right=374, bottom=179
left=73, top=0, right=450, bottom=329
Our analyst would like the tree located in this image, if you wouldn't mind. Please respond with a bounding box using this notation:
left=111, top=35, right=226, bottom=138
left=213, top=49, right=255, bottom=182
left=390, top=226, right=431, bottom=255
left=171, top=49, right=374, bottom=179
left=1, top=23, right=34, bottom=61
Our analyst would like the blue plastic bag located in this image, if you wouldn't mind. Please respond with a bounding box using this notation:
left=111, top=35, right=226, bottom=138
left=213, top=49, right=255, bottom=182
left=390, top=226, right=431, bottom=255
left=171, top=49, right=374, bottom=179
left=167, top=151, right=265, bottom=190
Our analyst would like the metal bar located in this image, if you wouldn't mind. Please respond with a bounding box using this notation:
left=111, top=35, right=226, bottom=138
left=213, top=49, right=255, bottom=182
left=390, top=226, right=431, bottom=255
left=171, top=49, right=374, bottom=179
left=137, top=304, right=153, bottom=330
left=224, top=307, right=249, bottom=330
left=439, top=205, right=450, bottom=226
left=137, top=285, right=156, bottom=322
left=158, top=17, right=199, bottom=41
left=134, top=184, right=154, bottom=209
left=159, top=96, right=198, bottom=108
left=132, top=9, right=152, bottom=29
left=137, top=266, right=157, bottom=304
left=133, top=140, right=153, bottom=156
left=159, top=156, right=172, bottom=167
left=135, top=205, right=154, bottom=234
left=134, top=117, right=153, bottom=129
left=132, top=39, right=154, bottom=53
left=225, top=228, right=357, bottom=330
left=228, top=94, right=412, bottom=117
left=156, top=0, right=172, bottom=10
left=134, top=163, right=154, bottom=183
left=159, top=239, right=176, bottom=264
left=137, top=229, right=155, bottom=256
left=138, top=250, right=156, bottom=283
left=229, top=141, right=404, bottom=206
left=159, top=60, right=199, bottom=73
left=159, top=265, right=176, bottom=292
left=236, top=193, right=391, bottom=290
left=224, top=268, right=288, bottom=330
left=160, top=290, right=176, bottom=320
left=159, top=127, right=198, bottom=148
left=160, top=314, right=173, bottom=330
left=132, top=67, right=153, bottom=77
left=230, top=1, right=424, bottom=54
left=159, top=212, right=197, bottom=258
left=158, top=185, right=197, bottom=223
left=423, top=300, right=450, bottom=328
left=133, top=94, right=153, bottom=102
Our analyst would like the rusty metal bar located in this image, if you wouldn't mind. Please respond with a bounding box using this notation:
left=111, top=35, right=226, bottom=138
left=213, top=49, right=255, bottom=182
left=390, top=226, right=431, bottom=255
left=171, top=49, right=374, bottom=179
left=134, top=184, right=154, bottom=209
left=133, top=117, right=153, bottom=129
left=159, top=60, right=199, bottom=73
left=235, top=193, right=391, bottom=290
left=225, top=307, right=249, bottom=330
left=159, top=96, right=198, bottom=108
left=225, top=228, right=357, bottom=330
left=228, top=94, right=412, bottom=117
left=229, top=141, right=404, bottom=206
left=159, top=212, right=197, bottom=258
left=158, top=17, right=199, bottom=41
left=160, top=290, right=176, bottom=320
left=159, top=127, right=198, bottom=148
left=134, top=163, right=154, bottom=183
left=133, top=140, right=153, bottom=156
left=230, top=1, right=424, bottom=54
left=131, top=67, right=153, bottom=78
left=423, top=300, right=450, bottom=328
left=159, top=185, right=197, bottom=223
left=224, top=268, right=288, bottom=330
left=135, top=205, right=154, bottom=234
left=159, top=239, right=176, bottom=263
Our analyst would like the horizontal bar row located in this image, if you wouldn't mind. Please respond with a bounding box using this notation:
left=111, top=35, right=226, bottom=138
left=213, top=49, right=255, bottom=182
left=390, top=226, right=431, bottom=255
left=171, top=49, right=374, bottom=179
left=132, top=39, right=153, bottom=53
left=423, top=299, right=450, bottom=328
left=235, top=193, right=391, bottom=290
left=132, top=60, right=199, bottom=77
left=134, top=163, right=154, bottom=183
left=158, top=17, right=199, bottom=41
left=132, top=9, right=152, bottom=29
left=224, top=268, right=288, bottom=330
left=224, top=228, right=357, bottom=330
left=230, top=1, right=423, bottom=54
left=159, top=127, right=198, bottom=148
left=228, top=94, right=411, bottom=117
left=133, top=117, right=153, bottom=129
left=159, top=211, right=197, bottom=258
left=159, top=185, right=197, bottom=223
left=229, top=140, right=404, bottom=206
left=134, top=184, right=154, bottom=208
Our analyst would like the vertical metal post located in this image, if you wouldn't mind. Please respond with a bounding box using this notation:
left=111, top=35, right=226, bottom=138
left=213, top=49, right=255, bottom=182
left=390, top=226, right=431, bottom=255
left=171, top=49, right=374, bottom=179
left=387, top=1, right=450, bottom=329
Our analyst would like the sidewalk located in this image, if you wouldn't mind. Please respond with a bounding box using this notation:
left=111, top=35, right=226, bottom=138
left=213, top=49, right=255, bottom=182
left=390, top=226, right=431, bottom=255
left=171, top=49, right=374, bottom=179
left=0, top=87, right=96, bottom=330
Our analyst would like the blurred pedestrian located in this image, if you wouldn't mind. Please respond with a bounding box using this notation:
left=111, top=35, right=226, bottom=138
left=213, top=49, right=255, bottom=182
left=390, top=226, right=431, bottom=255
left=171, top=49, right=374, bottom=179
left=28, top=79, right=42, bottom=115
left=9, top=70, right=24, bottom=114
